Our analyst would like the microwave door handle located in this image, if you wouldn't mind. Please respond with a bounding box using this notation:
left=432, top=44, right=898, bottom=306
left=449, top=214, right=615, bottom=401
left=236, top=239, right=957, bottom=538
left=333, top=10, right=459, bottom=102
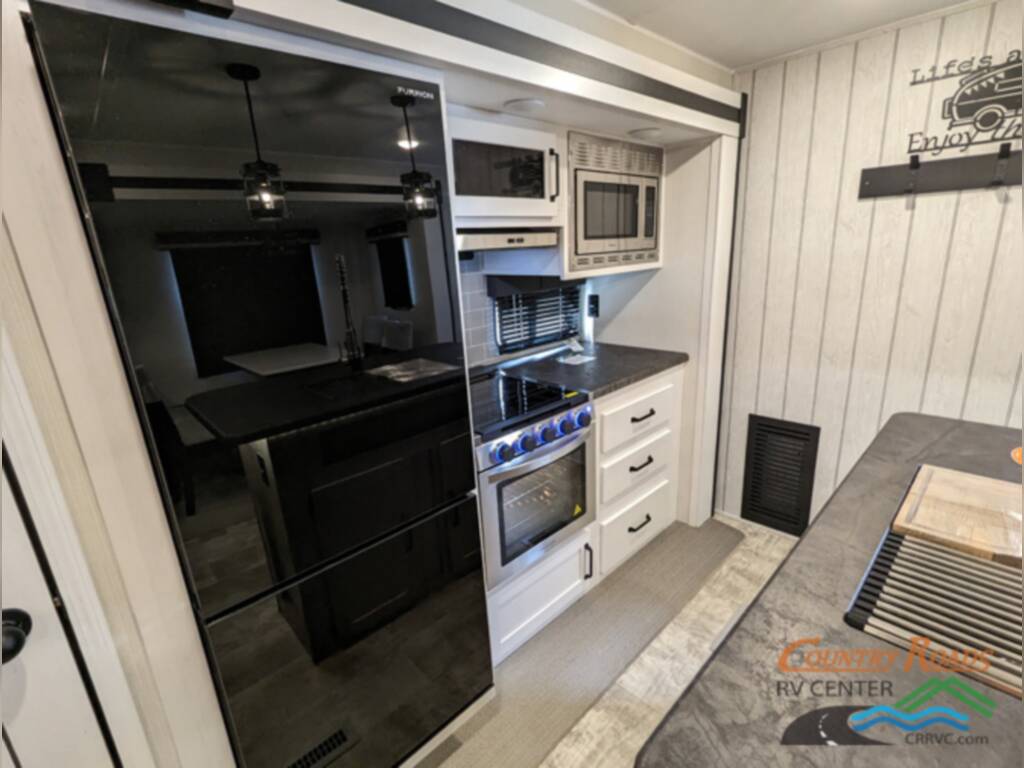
left=549, top=148, right=560, bottom=202
left=483, top=427, right=590, bottom=482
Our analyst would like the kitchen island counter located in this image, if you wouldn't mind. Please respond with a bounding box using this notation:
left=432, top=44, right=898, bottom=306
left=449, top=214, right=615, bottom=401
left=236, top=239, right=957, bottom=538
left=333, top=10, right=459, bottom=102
left=638, top=413, right=1022, bottom=767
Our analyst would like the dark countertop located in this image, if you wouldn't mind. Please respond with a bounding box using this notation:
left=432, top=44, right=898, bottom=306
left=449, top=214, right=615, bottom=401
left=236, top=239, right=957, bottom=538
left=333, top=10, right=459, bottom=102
left=494, top=342, right=688, bottom=399
left=639, top=413, right=1022, bottom=768
left=186, top=343, right=465, bottom=444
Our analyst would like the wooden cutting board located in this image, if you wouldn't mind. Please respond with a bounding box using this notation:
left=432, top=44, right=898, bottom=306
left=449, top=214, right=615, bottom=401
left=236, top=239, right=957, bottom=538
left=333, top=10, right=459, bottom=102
left=893, top=465, right=1022, bottom=567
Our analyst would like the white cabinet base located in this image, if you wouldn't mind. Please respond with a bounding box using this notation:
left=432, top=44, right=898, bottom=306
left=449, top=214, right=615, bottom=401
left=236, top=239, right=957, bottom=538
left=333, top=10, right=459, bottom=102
left=599, top=479, right=673, bottom=575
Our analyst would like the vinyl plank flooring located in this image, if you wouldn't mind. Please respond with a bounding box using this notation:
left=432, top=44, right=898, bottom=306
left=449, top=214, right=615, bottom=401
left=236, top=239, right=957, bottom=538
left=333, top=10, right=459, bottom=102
left=541, top=517, right=794, bottom=768
left=435, top=519, right=747, bottom=768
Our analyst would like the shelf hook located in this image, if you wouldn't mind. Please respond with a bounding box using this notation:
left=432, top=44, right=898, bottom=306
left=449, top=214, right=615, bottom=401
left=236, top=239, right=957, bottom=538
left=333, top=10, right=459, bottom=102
left=904, top=154, right=921, bottom=195
left=992, top=143, right=1012, bottom=187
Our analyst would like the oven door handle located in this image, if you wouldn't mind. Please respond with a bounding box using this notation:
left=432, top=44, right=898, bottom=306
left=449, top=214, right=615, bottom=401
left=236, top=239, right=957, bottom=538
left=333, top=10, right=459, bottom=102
left=482, top=428, right=590, bottom=482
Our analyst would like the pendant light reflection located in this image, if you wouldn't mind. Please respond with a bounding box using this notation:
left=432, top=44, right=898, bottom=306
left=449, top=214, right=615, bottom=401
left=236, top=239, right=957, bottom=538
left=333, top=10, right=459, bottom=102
left=227, top=63, right=287, bottom=221
left=391, top=94, right=437, bottom=219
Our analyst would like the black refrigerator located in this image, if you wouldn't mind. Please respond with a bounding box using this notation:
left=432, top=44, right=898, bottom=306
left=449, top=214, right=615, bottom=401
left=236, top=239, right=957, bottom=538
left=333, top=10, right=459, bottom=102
left=28, top=3, right=492, bottom=767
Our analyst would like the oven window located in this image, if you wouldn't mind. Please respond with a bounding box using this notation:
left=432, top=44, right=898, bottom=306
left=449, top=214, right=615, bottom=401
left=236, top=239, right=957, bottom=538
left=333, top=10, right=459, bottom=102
left=584, top=181, right=638, bottom=239
left=496, top=444, right=586, bottom=565
left=454, top=140, right=545, bottom=198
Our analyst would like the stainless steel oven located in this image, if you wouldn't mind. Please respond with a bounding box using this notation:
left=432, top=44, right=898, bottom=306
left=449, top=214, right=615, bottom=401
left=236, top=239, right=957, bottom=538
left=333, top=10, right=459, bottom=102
left=477, top=405, right=595, bottom=589
left=568, top=131, right=663, bottom=273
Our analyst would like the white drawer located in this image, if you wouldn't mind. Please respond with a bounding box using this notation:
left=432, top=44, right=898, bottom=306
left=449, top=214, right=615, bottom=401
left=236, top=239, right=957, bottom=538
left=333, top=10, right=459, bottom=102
left=600, top=428, right=672, bottom=504
left=599, top=479, right=672, bottom=575
left=600, top=381, right=676, bottom=455
left=486, top=526, right=594, bottom=665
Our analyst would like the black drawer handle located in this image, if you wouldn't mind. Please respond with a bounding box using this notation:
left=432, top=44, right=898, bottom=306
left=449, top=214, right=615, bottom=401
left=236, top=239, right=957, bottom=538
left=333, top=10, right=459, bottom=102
left=631, top=408, right=656, bottom=424
left=629, top=455, right=654, bottom=473
left=583, top=543, right=594, bottom=579
left=628, top=514, right=652, bottom=534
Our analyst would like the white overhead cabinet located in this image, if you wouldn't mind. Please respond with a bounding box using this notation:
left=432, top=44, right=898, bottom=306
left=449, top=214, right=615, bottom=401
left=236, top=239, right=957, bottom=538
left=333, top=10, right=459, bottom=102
left=449, top=114, right=566, bottom=224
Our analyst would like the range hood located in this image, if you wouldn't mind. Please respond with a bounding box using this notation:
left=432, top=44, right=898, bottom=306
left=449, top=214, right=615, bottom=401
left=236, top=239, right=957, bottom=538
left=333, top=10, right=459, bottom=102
left=455, top=228, right=558, bottom=253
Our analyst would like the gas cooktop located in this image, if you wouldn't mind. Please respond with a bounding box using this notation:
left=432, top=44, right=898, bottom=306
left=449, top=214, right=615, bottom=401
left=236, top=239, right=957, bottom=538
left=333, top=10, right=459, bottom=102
left=470, top=371, right=588, bottom=440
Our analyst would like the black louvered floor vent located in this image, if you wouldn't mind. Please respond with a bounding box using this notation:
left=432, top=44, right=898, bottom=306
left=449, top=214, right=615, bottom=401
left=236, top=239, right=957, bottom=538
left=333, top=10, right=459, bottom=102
left=285, top=727, right=351, bottom=768
left=740, top=415, right=820, bottom=536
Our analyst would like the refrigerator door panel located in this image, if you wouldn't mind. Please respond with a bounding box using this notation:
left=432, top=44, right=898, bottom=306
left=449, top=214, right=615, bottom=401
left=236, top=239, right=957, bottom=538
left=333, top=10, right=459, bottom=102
left=28, top=4, right=493, bottom=766
left=207, top=496, right=492, bottom=768
left=29, top=1, right=476, bottom=616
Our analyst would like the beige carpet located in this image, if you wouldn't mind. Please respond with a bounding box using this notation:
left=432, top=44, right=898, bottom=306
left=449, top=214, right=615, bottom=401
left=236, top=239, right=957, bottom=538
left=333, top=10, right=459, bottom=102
left=430, top=519, right=744, bottom=768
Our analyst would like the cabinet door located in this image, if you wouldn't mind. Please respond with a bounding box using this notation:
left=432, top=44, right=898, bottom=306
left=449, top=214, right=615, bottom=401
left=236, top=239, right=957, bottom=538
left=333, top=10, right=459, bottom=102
left=450, top=116, right=560, bottom=219
left=486, top=526, right=594, bottom=665
left=599, top=479, right=672, bottom=576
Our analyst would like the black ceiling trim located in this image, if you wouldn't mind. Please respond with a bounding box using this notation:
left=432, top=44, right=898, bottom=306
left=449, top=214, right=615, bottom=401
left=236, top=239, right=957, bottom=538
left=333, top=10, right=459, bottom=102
left=112, top=176, right=403, bottom=195
left=78, top=164, right=403, bottom=199
left=342, top=0, right=740, bottom=124
left=148, top=0, right=234, bottom=18
left=156, top=229, right=321, bottom=248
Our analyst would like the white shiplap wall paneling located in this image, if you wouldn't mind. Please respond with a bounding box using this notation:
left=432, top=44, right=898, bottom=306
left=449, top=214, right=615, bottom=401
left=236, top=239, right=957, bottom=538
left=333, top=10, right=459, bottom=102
left=833, top=17, right=944, bottom=485
left=959, top=0, right=1024, bottom=428
left=783, top=44, right=855, bottom=427
left=877, top=5, right=996, bottom=426
left=718, top=0, right=1023, bottom=521
left=755, top=53, right=819, bottom=419
left=961, top=187, right=1023, bottom=425
left=721, top=61, right=785, bottom=515
left=921, top=1, right=1021, bottom=419
left=806, top=30, right=896, bottom=516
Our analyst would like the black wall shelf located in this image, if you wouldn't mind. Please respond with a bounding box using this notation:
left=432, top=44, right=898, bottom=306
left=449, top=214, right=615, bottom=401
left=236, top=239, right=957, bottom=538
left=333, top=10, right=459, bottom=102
left=859, top=142, right=1021, bottom=199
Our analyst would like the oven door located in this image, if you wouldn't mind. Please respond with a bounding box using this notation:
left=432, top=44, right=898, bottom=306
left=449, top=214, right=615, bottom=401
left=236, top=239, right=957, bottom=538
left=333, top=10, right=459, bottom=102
left=479, top=426, right=594, bottom=589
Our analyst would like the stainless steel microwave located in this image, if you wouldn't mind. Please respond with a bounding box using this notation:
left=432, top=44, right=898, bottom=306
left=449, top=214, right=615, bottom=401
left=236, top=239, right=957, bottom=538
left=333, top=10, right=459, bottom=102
left=568, top=132, right=663, bottom=273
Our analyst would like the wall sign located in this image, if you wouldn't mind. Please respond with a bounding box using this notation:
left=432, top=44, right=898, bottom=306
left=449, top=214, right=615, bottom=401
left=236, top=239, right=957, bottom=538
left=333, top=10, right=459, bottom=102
left=907, top=51, right=1022, bottom=155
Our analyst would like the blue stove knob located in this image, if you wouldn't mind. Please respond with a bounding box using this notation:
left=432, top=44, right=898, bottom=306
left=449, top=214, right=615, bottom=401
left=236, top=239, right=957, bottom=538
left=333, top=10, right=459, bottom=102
left=557, top=415, right=576, bottom=436
left=516, top=432, right=537, bottom=453
left=574, top=408, right=593, bottom=428
left=538, top=424, right=558, bottom=444
left=490, top=442, right=514, bottom=464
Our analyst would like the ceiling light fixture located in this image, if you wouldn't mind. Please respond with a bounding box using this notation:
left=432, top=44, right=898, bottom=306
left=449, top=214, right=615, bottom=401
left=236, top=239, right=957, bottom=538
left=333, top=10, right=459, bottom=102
left=227, top=62, right=287, bottom=221
left=503, top=97, right=546, bottom=113
left=397, top=138, right=420, bottom=150
left=391, top=93, right=437, bottom=219
left=628, top=127, right=663, bottom=141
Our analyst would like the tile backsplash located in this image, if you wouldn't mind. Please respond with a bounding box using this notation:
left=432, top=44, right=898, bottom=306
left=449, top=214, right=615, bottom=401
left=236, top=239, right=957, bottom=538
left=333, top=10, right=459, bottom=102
left=458, top=257, right=588, bottom=368
left=459, top=258, right=501, bottom=367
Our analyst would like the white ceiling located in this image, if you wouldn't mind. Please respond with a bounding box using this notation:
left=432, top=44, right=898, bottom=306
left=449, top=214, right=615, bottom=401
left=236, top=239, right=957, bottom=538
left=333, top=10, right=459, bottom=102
left=585, top=0, right=969, bottom=69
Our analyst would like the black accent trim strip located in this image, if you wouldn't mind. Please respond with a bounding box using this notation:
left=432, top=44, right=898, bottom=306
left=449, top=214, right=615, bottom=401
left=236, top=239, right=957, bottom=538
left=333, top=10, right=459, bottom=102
left=343, top=0, right=740, bottom=123
left=709, top=124, right=747, bottom=518
left=114, top=176, right=403, bottom=195
left=738, top=91, right=748, bottom=140
left=2, top=452, right=124, bottom=768
left=77, top=165, right=404, bottom=199
left=155, top=229, right=321, bottom=248
left=2, top=726, right=23, bottom=768
left=148, top=0, right=233, bottom=18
